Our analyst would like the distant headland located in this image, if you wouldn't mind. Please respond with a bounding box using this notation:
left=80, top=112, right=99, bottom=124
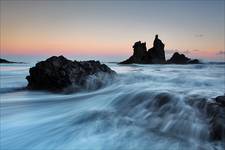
left=120, top=35, right=199, bottom=64
left=0, top=58, right=25, bottom=64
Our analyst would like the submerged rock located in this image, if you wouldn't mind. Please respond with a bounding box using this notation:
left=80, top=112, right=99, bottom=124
left=120, top=35, right=166, bottom=64
left=215, top=95, right=225, bottom=107
left=186, top=95, right=225, bottom=141
left=26, top=56, right=116, bottom=92
left=167, top=52, right=199, bottom=64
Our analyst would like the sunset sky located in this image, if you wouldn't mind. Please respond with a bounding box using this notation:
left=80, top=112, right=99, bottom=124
left=0, top=0, right=224, bottom=62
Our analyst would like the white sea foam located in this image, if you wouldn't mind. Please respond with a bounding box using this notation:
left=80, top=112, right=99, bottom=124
left=0, top=63, right=224, bottom=150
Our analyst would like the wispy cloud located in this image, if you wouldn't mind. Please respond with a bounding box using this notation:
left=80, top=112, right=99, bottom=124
left=216, top=50, right=225, bottom=55
left=192, top=49, right=199, bottom=52
left=195, top=34, right=204, bottom=38
left=165, top=49, right=191, bottom=54
left=165, top=49, right=176, bottom=54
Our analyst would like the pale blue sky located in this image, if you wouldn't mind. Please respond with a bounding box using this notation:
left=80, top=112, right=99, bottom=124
left=1, top=0, right=224, bottom=62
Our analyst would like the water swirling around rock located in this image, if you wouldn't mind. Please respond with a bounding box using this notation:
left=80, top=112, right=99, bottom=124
left=0, top=63, right=224, bottom=150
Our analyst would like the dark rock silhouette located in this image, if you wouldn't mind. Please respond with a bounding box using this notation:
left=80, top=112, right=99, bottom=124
left=167, top=52, right=199, bottom=64
left=186, top=95, right=225, bottom=141
left=120, top=35, right=199, bottom=64
left=119, top=41, right=148, bottom=64
left=0, top=58, right=25, bottom=64
left=26, top=56, right=116, bottom=92
left=0, top=58, right=15, bottom=63
left=148, top=34, right=166, bottom=64
left=120, top=35, right=166, bottom=64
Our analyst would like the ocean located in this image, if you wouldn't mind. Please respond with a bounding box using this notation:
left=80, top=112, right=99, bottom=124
left=0, top=62, right=224, bottom=150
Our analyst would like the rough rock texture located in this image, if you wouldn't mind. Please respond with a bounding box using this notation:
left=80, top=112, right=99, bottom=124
left=120, top=35, right=166, bottom=64
left=26, top=56, right=116, bottom=92
left=167, top=52, right=199, bottom=64
left=186, top=95, right=225, bottom=141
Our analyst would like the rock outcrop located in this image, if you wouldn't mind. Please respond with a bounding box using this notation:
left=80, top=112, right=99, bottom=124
left=148, top=35, right=166, bottom=64
left=119, top=35, right=200, bottom=64
left=26, top=56, right=116, bottom=92
left=120, top=35, right=166, bottom=64
left=186, top=95, right=225, bottom=141
left=0, top=58, right=23, bottom=64
left=167, top=52, right=199, bottom=64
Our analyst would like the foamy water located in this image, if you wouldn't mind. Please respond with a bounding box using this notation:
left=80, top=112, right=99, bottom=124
left=0, top=63, right=224, bottom=150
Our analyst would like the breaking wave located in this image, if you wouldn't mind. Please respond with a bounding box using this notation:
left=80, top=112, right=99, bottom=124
left=0, top=63, right=224, bottom=150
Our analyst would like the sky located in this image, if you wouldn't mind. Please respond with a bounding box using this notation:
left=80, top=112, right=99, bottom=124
left=0, top=0, right=224, bottom=62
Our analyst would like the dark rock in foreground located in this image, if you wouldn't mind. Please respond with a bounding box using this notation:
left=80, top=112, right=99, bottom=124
left=26, top=56, right=116, bottom=92
left=120, top=35, right=166, bottom=64
left=167, top=52, right=199, bottom=64
left=186, top=95, right=225, bottom=141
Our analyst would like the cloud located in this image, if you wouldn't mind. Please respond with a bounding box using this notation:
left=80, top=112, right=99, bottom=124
left=195, top=34, right=204, bottom=38
left=182, top=50, right=190, bottom=54
left=192, top=49, right=199, bottom=52
left=216, top=50, right=225, bottom=55
left=165, top=49, right=191, bottom=54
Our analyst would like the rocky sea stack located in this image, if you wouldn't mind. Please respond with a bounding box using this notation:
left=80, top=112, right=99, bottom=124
left=167, top=52, right=199, bottom=64
left=120, top=35, right=199, bottom=64
left=26, top=56, right=116, bottom=92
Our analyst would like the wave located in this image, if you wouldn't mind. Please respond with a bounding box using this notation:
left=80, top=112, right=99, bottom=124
left=0, top=63, right=224, bottom=150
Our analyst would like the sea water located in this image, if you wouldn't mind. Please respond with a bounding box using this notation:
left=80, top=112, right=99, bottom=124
left=0, top=62, right=224, bottom=150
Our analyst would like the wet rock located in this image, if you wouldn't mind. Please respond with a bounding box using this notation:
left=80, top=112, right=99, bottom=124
left=167, top=52, right=199, bottom=64
left=186, top=95, right=225, bottom=141
left=120, top=35, right=166, bottom=64
left=146, top=93, right=172, bottom=109
left=215, top=95, right=225, bottom=107
left=188, top=59, right=200, bottom=64
left=26, top=56, right=116, bottom=92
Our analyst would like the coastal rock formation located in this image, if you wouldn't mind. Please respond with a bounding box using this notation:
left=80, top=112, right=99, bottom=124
left=148, top=35, right=166, bottom=64
left=119, top=41, right=148, bottom=64
left=120, top=35, right=166, bottom=64
left=26, top=56, right=116, bottom=92
left=119, top=35, right=200, bottom=64
left=0, top=58, right=22, bottom=64
left=167, top=52, right=199, bottom=64
left=186, top=95, right=225, bottom=141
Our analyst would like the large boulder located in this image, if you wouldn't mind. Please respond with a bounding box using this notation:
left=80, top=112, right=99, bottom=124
left=26, top=56, right=116, bottom=92
left=120, top=35, right=166, bottom=64
left=167, top=52, right=199, bottom=64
